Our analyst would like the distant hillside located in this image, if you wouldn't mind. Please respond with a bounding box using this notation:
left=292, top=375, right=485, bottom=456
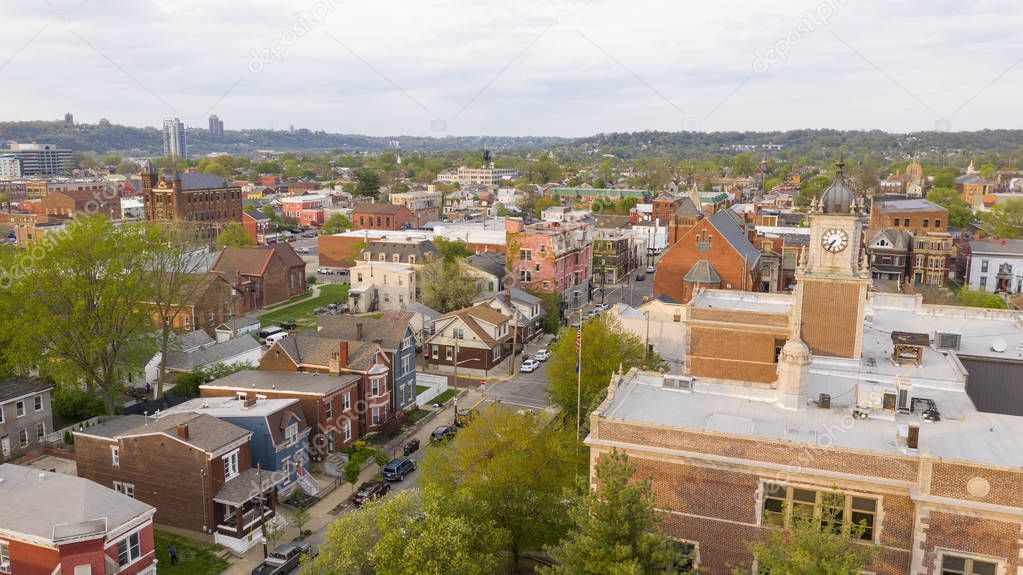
left=0, top=121, right=569, bottom=156
left=3, top=121, right=1023, bottom=159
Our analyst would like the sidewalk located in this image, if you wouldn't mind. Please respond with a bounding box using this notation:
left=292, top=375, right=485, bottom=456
left=220, top=398, right=460, bottom=575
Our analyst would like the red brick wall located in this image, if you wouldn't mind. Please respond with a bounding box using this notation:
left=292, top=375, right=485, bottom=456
left=919, top=512, right=1020, bottom=575
left=654, top=218, right=758, bottom=303
left=7, top=538, right=60, bottom=575
left=58, top=539, right=107, bottom=575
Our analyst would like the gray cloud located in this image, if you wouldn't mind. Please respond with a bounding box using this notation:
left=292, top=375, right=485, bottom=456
left=0, top=0, right=1021, bottom=136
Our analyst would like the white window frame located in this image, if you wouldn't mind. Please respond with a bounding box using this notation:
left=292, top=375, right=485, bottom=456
left=371, top=407, right=381, bottom=426
left=224, top=449, right=240, bottom=480
left=343, top=392, right=351, bottom=411
left=111, top=445, right=120, bottom=466
left=325, top=400, right=333, bottom=419
left=18, top=428, right=28, bottom=447
left=285, top=423, right=298, bottom=444
left=371, top=378, right=381, bottom=397
left=34, top=395, right=43, bottom=412
left=15, top=401, right=24, bottom=418
left=113, top=481, right=135, bottom=498
left=343, top=419, right=352, bottom=441
left=115, top=530, right=142, bottom=568
left=0, top=540, right=9, bottom=573
left=36, top=421, right=45, bottom=439
left=938, top=550, right=1003, bottom=575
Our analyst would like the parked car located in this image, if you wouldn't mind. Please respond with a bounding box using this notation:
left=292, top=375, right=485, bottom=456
left=251, top=543, right=315, bottom=575
left=593, top=303, right=610, bottom=312
left=297, top=247, right=311, bottom=254
left=635, top=273, right=646, bottom=282
left=317, top=268, right=333, bottom=275
left=381, top=458, right=417, bottom=482
left=521, top=358, right=541, bottom=373
left=646, top=265, right=656, bottom=274
left=430, top=425, right=456, bottom=443
left=352, top=480, right=391, bottom=506
left=402, top=438, right=420, bottom=456
left=534, top=348, right=551, bottom=361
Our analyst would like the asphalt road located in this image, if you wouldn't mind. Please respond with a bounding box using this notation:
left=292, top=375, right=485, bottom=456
left=482, top=338, right=554, bottom=410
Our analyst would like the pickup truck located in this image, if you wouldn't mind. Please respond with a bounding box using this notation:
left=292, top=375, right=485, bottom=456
left=251, top=542, right=315, bottom=575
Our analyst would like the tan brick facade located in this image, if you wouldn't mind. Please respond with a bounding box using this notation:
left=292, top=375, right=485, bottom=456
left=799, top=279, right=864, bottom=359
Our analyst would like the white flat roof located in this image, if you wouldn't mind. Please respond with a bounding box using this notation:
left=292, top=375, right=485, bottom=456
left=162, top=396, right=300, bottom=417
left=691, top=290, right=794, bottom=315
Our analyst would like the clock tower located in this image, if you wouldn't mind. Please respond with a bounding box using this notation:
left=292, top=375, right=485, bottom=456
left=791, top=160, right=871, bottom=359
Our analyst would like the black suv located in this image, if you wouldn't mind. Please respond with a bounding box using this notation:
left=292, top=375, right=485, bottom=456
left=430, top=425, right=456, bottom=443
left=352, top=481, right=391, bottom=506
left=381, top=458, right=417, bottom=481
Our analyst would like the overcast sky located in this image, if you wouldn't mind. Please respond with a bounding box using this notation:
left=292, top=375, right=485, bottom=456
left=1, top=0, right=1022, bottom=137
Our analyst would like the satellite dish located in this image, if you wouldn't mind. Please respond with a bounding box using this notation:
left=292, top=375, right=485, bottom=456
left=992, top=338, right=1008, bottom=353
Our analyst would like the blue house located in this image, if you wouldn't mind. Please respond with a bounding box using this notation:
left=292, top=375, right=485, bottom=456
left=163, top=396, right=313, bottom=496
left=317, top=314, right=419, bottom=412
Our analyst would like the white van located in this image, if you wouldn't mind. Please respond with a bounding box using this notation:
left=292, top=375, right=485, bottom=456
left=257, top=326, right=284, bottom=343
left=264, top=332, right=289, bottom=347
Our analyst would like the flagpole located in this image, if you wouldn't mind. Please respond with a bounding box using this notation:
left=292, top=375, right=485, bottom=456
left=576, top=307, right=583, bottom=442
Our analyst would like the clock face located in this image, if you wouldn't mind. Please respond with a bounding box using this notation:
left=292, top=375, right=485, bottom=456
left=821, top=229, right=849, bottom=253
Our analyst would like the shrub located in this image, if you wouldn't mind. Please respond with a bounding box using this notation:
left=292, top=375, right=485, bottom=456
left=63, top=431, right=74, bottom=445
left=52, top=387, right=105, bottom=422
left=373, top=451, right=389, bottom=467
left=307, top=275, right=317, bottom=284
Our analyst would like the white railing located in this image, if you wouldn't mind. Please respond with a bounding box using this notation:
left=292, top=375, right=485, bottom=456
left=415, top=372, right=449, bottom=407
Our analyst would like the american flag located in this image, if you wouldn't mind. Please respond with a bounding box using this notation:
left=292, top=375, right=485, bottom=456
left=575, top=325, right=582, bottom=373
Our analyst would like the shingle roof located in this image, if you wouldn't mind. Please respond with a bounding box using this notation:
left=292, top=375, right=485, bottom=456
left=969, top=239, right=1023, bottom=256
left=212, top=243, right=304, bottom=277
left=435, top=303, right=512, bottom=346
left=707, top=210, right=762, bottom=268
left=213, top=468, right=286, bottom=505
left=866, top=229, right=912, bottom=251
left=0, top=377, right=53, bottom=404
left=674, top=197, right=702, bottom=217
left=683, top=260, right=722, bottom=284
left=164, top=336, right=262, bottom=372
left=315, top=316, right=413, bottom=351
left=180, top=173, right=234, bottom=191
left=352, top=203, right=406, bottom=215
left=0, top=464, right=155, bottom=541
left=202, top=370, right=360, bottom=395
left=276, top=331, right=384, bottom=372
left=83, top=412, right=250, bottom=454
left=466, top=252, right=506, bottom=278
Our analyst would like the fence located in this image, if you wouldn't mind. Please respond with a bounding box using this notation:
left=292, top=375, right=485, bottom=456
left=415, top=372, right=449, bottom=407
left=44, top=415, right=113, bottom=444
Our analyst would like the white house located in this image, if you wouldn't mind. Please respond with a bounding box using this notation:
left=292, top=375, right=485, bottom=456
left=608, top=296, right=686, bottom=371
left=347, top=261, right=417, bottom=313
left=967, top=239, right=1023, bottom=294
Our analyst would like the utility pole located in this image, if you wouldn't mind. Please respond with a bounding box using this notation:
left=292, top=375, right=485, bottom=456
left=257, top=463, right=268, bottom=559
left=508, top=296, right=519, bottom=376
left=575, top=307, right=583, bottom=442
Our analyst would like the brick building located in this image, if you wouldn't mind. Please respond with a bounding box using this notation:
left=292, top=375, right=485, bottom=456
left=74, top=413, right=284, bottom=553
left=0, top=463, right=157, bottom=575
left=585, top=165, right=1023, bottom=574
left=653, top=209, right=762, bottom=303
left=41, top=188, right=121, bottom=219
left=351, top=203, right=413, bottom=231
left=956, top=163, right=995, bottom=209
left=425, top=302, right=515, bottom=375
left=506, top=217, right=593, bottom=310
left=142, top=272, right=236, bottom=335
left=242, top=210, right=272, bottom=244
left=201, top=371, right=362, bottom=456
left=592, top=228, right=637, bottom=286
left=279, top=194, right=328, bottom=228
left=212, top=243, right=307, bottom=311
left=868, top=198, right=955, bottom=287
left=869, top=198, right=948, bottom=234
left=140, top=162, right=243, bottom=237
left=388, top=189, right=441, bottom=228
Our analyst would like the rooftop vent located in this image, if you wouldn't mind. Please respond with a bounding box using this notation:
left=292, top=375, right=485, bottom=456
left=662, top=375, right=693, bottom=391
left=817, top=393, right=831, bottom=409
left=934, top=330, right=961, bottom=351
left=911, top=397, right=941, bottom=422
left=991, top=338, right=1008, bottom=353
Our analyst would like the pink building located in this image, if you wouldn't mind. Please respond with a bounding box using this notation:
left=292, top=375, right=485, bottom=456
left=279, top=195, right=328, bottom=225
left=506, top=218, right=593, bottom=310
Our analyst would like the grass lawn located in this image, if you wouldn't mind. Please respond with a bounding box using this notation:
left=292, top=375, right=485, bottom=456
left=258, top=284, right=350, bottom=328
left=430, top=389, right=456, bottom=405
left=154, top=530, right=228, bottom=575
left=415, top=385, right=429, bottom=395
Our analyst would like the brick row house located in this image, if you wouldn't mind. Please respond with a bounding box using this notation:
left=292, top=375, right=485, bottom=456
left=506, top=217, right=594, bottom=310
left=351, top=203, right=414, bottom=231
left=0, top=378, right=54, bottom=460
left=141, top=272, right=236, bottom=335
left=259, top=330, right=396, bottom=436
left=74, top=413, right=285, bottom=554
left=201, top=371, right=362, bottom=458
left=586, top=168, right=1023, bottom=574
left=866, top=198, right=954, bottom=287
left=211, top=243, right=308, bottom=312
left=0, top=464, right=157, bottom=575
left=425, top=302, right=514, bottom=375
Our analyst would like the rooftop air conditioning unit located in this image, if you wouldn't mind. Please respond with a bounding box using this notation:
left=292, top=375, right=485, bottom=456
left=663, top=375, right=694, bottom=391
left=934, top=330, right=961, bottom=351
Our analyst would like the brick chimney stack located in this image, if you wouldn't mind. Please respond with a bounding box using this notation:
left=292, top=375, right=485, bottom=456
left=176, top=423, right=189, bottom=440
left=356, top=323, right=364, bottom=341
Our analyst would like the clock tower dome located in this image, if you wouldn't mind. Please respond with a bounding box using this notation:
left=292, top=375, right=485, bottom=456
left=791, top=159, right=871, bottom=359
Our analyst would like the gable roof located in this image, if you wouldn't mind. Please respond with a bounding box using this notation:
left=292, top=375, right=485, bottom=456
left=179, top=173, right=234, bottom=191
left=0, top=377, right=53, bottom=404
left=212, top=243, right=305, bottom=277
left=315, top=316, right=413, bottom=352
left=707, top=210, right=762, bottom=268
left=275, top=331, right=384, bottom=372
left=164, top=336, right=262, bottom=372
left=0, top=464, right=155, bottom=542
left=83, top=412, right=250, bottom=454
left=434, top=303, right=512, bottom=347
left=466, top=252, right=507, bottom=278
left=674, top=197, right=702, bottom=217
left=866, top=229, right=911, bottom=251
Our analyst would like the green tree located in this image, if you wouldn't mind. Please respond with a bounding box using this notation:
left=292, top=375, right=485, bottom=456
left=931, top=167, right=959, bottom=189
left=980, top=163, right=997, bottom=180
left=419, top=405, right=577, bottom=566
left=1, top=216, right=156, bottom=414
left=732, top=153, right=756, bottom=177
left=289, top=505, right=311, bottom=536
left=978, top=198, right=1023, bottom=238
left=546, top=315, right=653, bottom=427
left=543, top=449, right=690, bottom=575
left=432, top=237, right=473, bottom=261
left=354, top=168, right=382, bottom=197
left=421, top=259, right=482, bottom=313
left=925, top=188, right=973, bottom=228
left=956, top=288, right=1007, bottom=309
left=322, top=212, right=352, bottom=234
left=797, top=175, right=832, bottom=206
left=308, top=490, right=506, bottom=575
left=215, top=222, right=254, bottom=248
left=736, top=494, right=876, bottom=575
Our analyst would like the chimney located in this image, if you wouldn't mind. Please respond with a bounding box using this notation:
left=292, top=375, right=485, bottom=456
left=176, top=423, right=189, bottom=440
left=340, top=340, right=349, bottom=367
left=907, top=424, right=919, bottom=450
left=356, top=323, right=364, bottom=341
left=243, top=396, right=257, bottom=409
